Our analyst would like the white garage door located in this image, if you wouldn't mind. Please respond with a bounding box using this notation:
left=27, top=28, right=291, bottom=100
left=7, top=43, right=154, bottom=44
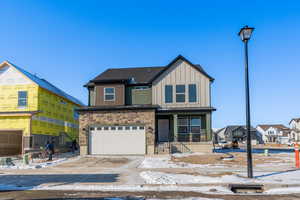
left=89, top=125, right=146, bottom=155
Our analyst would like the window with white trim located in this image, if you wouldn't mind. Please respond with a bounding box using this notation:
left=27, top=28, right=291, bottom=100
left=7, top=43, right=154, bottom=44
left=104, top=87, right=115, bottom=101
left=18, top=91, right=28, bottom=108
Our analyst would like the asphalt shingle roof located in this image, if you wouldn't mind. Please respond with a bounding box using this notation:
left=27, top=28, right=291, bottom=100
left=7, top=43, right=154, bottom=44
left=93, top=66, right=165, bottom=84
left=257, top=124, right=289, bottom=131
left=88, top=55, right=214, bottom=85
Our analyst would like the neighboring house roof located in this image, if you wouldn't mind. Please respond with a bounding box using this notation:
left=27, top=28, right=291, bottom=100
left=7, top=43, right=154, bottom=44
left=289, top=118, right=300, bottom=124
left=223, top=125, right=263, bottom=143
left=224, top=125, right=257, bottom=135
left=86, top=55, right=214, bottom=86
left=1, top=61, right=84, bottom=106
left=257, top=124, right=289, bottom=131
left=214, top=127, right=225, bottom=135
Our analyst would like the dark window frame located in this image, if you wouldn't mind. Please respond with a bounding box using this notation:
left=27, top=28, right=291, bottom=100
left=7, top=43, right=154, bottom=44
left=188, top=84, right=197, bottom=103
left=177, top=116, right=202, bottom=134
left=165, top=85, right=173, bottom=103
left=176, top=85, right=185, bottom=103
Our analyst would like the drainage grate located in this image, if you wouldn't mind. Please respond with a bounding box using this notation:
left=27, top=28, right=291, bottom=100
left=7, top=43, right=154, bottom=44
left=229, top=184, right=264, bottom=193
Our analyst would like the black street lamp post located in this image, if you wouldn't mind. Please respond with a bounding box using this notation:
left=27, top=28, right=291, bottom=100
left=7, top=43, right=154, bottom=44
left=238, top=25, right=254, bottom=178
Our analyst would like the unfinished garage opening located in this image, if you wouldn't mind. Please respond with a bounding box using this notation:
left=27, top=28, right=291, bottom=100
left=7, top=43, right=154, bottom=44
left=0, top=130, right=22, bottom=156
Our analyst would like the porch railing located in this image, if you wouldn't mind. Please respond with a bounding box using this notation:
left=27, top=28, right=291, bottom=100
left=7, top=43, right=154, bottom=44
left=170, top=142, right=192, bottom=154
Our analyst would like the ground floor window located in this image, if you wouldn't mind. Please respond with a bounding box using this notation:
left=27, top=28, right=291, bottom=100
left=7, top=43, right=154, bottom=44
left=177, top=115, right=203, bottom=142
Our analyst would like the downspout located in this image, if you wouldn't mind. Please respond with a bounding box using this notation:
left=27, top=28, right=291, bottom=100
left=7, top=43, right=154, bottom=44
left=210, top=81, right=213, bottom=143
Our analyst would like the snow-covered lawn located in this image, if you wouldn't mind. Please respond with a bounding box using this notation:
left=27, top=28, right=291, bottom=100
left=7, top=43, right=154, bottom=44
left=140, top=169, right=300, bottom=185
left=140, top=171, right=249, bottom=185
left=139, top=153, right=294, bottom=170
left=0, top=152, right=79, bottom=170
left=138, top=156, right=225, bottom=169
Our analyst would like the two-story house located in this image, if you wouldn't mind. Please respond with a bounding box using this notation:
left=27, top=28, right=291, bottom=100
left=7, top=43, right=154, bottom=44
left=289, top=118, right=300, bottom=142
left=0, top=61, right=83, bottom=156
left=78, top=55, right=216, bottom=155
left=216, top=125, right=263, bottom=144
left=256, top=124, right=290, bottom=144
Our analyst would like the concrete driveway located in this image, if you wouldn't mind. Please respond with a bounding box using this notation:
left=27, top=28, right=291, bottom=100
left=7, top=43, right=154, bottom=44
left=0, top=156, right=146, bottom=187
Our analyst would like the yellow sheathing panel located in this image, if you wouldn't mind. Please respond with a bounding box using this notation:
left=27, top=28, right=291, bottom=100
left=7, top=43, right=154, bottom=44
left=0, top=84, right=38, bottom=112
left=0, top=116, right=31, bottom=136
left=0, top=62, right=80, bottom=142
left=32, top=87, right=79, bottom=140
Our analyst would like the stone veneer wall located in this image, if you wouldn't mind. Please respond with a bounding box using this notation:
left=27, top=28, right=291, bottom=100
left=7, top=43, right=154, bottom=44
left=79, top=109, right=156, bottom=155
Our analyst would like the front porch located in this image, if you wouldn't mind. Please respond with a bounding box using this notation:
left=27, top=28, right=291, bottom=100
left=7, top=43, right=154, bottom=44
left=155, top=111, right=213, bottom=154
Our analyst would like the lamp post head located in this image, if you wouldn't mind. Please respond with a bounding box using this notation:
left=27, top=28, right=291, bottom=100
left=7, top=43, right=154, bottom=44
left=238, top=25, right=254, bottom=42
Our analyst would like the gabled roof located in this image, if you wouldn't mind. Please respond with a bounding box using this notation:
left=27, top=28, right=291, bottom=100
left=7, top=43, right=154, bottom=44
left=149, top=55, right=214, bottom=83
left=0, top=61, right=84, bottom=106
left=224, top=125, right=257, bottom=135
left=290, top=118, right=300, bottom=124
left=86, top=55, right=214, bottom=86
left=256, top=124, right=289, bottom=131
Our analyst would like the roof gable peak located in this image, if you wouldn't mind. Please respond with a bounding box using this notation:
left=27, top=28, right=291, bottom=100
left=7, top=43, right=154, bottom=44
left=150, top=54, right=214, bottom=83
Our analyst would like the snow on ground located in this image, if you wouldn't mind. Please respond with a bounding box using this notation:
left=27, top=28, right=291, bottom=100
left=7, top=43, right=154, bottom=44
left=3, top=181, right=300, bottom=195
left=138, top=156, right=225, bottom=169
left=140, top=171, right=250, bottom=185
left=254, top=169, right=300, bottom=184
left=0, top=158, right=68, bottom=169
left=139, top=153, right=294, bottom=170
left=0, top=184, right=232, bottom=194
left=140, top=169, right=300, bottom=185
left=171, top=152, right=205, bottom=158
left=0, top=152, right=79, bottom=169
left=265, top=187, right=300, bottom=194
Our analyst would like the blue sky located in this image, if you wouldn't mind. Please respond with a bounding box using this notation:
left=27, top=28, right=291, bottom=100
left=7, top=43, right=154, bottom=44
left=0, top=0, right=299, bottom=128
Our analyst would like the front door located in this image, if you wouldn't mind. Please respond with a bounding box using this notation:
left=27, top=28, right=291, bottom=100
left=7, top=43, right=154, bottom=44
left=158, top=119, right=169, bottom=142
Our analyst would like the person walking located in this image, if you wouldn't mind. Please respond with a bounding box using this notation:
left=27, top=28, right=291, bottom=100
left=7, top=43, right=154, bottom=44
left=46, top=141, right=54, bottom=161
left=71, top=139, right=77, bottom=154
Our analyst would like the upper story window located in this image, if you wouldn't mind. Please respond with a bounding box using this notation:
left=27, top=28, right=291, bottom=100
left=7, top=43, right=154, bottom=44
left=188, top=84, right=197, bottom=103
left=104, top=87, right=115, bottom=101
left=165, top=85, right=173, bottom=103
left=176, top=85, right=185, bottom=103
left=89, top=88, right=95, bottom=106
left=18, top=91, right=28, bottom=108
left=73, top=107, right=79, bottom=120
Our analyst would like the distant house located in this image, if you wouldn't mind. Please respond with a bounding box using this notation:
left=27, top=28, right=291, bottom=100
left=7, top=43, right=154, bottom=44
left=289, top=119, right=300, bottom=142
left=213, top=128, right=225, bottom=143
left=256, top=124, right=290, bottom=144
left=216, top=125, right=263, bottom=144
